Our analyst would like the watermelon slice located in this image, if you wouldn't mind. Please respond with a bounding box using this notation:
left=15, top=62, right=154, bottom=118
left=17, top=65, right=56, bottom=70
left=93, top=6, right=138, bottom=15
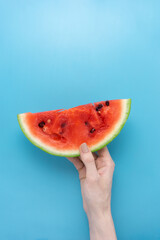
left=17, top=99, right=131, bottom=157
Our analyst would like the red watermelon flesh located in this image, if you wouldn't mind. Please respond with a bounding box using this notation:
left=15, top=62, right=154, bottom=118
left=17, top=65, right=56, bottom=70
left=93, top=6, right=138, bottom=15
left=17, top=99, right=131, bottom=157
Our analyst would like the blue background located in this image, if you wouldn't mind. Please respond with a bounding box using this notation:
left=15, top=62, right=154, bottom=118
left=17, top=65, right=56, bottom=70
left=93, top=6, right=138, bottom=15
left=0, top=0, right=160, bottom=239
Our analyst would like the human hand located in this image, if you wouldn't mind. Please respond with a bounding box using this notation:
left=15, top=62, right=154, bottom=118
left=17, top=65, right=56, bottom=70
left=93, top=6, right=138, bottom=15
left=67, top=143, right=117, bottom=240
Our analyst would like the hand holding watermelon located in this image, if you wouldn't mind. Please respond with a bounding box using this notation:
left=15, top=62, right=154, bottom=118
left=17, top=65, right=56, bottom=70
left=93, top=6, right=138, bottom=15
left=67, top=143, right=117, bottom=240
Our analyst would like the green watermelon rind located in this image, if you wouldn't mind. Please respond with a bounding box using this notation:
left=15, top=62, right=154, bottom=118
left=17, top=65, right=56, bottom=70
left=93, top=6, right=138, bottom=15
left=17, top=99, right=131, bottom=157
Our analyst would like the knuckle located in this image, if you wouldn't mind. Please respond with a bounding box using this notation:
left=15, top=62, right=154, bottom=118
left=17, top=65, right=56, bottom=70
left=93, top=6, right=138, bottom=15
left=83, top=155, right=94, bottom=164
left=112, top=160, right=115, bottom=167
left=107, top=160, right=115, bottom=169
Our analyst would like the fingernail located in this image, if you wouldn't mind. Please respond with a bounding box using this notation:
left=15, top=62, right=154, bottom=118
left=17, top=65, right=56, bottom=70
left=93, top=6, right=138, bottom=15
left=81, top=143, right=89, bottom=153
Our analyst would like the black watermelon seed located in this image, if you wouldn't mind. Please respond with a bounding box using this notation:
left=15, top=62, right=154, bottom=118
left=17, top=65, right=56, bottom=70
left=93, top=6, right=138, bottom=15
left=90, top=128, right=95, bottom=133
left=96, top=103, right=103, bottom=111
left=105, top=101, right=109, bottom=106
left=98, top=103, right=103, bottom=109
left=38, top=121, right=45, bottom=128
left=85, top=121, right=88, bottom=125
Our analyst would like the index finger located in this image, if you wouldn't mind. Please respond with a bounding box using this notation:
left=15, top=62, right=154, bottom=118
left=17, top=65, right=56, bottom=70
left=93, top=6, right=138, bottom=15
left=67, top=157, right=84, bottom=171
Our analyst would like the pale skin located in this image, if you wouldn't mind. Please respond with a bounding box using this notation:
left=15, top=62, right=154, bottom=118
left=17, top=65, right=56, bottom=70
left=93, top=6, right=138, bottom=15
left=67, top=143, right=117, bottom=240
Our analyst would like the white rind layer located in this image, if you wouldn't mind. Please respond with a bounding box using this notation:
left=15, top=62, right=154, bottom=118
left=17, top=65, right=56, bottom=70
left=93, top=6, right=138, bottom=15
left=18, top=99, right=131, bottom=157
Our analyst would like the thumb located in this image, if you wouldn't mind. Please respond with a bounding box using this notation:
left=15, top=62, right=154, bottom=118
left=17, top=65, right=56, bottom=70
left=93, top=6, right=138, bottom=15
left=79, top=143, right=98, bottom=179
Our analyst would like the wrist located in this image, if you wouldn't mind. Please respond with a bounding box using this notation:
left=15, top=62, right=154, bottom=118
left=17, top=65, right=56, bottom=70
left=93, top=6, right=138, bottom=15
left=87, top=208, right=112, bottom=227
left=87, top=209, right=117, bottom=240
left=86, top=201, right=111, bottom=223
